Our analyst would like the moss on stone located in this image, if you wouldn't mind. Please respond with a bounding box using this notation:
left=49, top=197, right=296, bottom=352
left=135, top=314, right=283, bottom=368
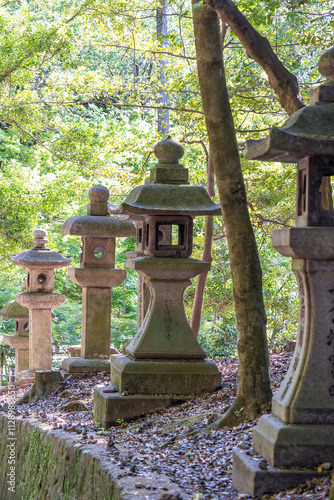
left=0, top=416, right=114, bottom=500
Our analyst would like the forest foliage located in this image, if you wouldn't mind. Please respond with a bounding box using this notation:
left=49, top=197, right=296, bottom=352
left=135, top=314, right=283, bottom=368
left=0, top=0, right=333, bottom=371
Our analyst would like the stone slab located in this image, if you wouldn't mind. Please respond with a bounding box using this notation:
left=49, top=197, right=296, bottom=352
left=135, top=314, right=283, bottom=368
left=253, top=414, right=334, bottom=468
left=68, top=267, right=126, bottom=288
left=16, top=370, right=35, bottom=384
left=61, top=357, right=110, bottom=373
left=16, top=292, right=65, bottom=309
left=3, top=335, right=29, bottom=350
left=232, top=448, right=330, bottom=498
left=111, top=355, right=221, bottom=395
left=94, top=385, right=191, bottom=427
left=272, top=227, right=334, bottom=260
left=126, top=256, right=210, bottom=278
left=67, top=345, right=120, bottom=357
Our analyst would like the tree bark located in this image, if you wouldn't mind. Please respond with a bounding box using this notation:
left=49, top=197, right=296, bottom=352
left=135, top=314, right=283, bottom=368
left=157, top=0, right=170, bottom=136
left=17, top=370, right=62, bottom=404
left=204, top=0, right=305, bottom=115
left=191, top=215, right=214, bottom=337
left=330, top=473, right=334, bottom=500
left=0, top=348, right=4, bottom=386
left=192, top=3, right=272, bottom=424
left=191, top=154, right=215, bottom=338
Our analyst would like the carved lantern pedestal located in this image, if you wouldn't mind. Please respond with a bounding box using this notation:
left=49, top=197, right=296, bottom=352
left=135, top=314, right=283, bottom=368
left=232, top=48, right=334, bottom=498
left=94, top=136, right=222, bottom=427
left=0, top=296, right=29, bottom=375
left=11, top=230, right=71, bottom=376
left=61, top=185, right=136, bottom=373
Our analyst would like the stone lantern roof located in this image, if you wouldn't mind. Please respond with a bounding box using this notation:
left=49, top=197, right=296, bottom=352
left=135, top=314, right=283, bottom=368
left=108, top=136, right=221, bottom=219
left=0, top=299, right=28, bottom=319
left=245, top=47, right=334, bottom=163
left=11, top=229, right=71, bottom=269
left=61, top=185, right=136, bottom=237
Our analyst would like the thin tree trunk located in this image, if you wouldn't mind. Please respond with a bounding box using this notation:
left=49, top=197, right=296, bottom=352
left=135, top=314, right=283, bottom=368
left=191, top=154, right=215, bottom=338
left=204, top=0, right=304, bottom=115
left=157, top=0, right=169, bottom=136
left=0, top=348, right=3, bottom=386
left=330, top=473, right=334, bottom=500
left=123, top=280, right=126, bottom=316
left=192, top=3, right=272, bottom=424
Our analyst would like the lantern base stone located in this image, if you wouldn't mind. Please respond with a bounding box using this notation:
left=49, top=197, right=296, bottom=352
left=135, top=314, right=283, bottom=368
left=110, top=354, right=221, bottom=395
left=16, top=370, right=35, bottom=384
left=93, top=385, right=191, bottom=427
left=61, top=357, right=110, bottom=373
left=3, top=335, right=29, bottom=350
left=232, top=448, right=330, bottom=498
left=253, top=413, right=334, bottom=468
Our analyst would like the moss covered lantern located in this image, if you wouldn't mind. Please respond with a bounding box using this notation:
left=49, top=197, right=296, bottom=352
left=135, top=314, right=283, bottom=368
left=94, top=136, right=222, bottom=426
left=233, top=47, right=334, bottom=497
left=11, top=230, right=71, bottom=373
left=61, top=184, right=136, bottom=373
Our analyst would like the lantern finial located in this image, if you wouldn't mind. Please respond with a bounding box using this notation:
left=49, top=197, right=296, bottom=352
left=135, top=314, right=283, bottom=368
left=88, top=184, right=110, bottom=203
left=33, top=229, right=48, bottom=248
left=318, top=46, right=334, bottom=84
left=153, top=136, right=184, bottom=165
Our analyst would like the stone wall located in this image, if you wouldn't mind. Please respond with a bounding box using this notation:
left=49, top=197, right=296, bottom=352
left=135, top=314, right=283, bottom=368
left=0, top=414, right=184, bottom=500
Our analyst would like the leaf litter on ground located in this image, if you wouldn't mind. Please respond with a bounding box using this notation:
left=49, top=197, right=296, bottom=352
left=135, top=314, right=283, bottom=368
left=0, top=351, right=332, bottom=499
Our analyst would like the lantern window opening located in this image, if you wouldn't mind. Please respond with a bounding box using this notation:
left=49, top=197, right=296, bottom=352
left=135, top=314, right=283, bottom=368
left=37, top=273, right=47, bottom=284
left=146, top=225, right=150, bottom=247
left=297, top=168, right=307, bottom=216
left=27, top=273, right=30, bottom=287
left=172, top=225, right=181, bottom=246
left=93, top=246, right=107, bottom=260
left=138, top=227, right=143, bottom=245
left=156, top=223, right=185, bottom=250
left=24, top=322, right=29, bottom=331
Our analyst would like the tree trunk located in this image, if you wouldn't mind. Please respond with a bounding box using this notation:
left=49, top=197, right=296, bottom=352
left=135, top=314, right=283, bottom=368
left=329, top=473, right=334, bottom=500
left=204, top=0, right=304, bottom=115
left=192, top=3, right=272, bottom=424
left=191, top=154, right=215, bottom=338
left=17, top=370, right=62, bottom=404
left=0, top=348, right=4, bottom=386
left=156, top=0, right=169, bottom=136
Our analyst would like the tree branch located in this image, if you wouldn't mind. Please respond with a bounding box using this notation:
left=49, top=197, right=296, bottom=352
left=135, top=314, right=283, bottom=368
left=103, top=43, right=196, bottom=61
left=3, top=119, right=84, bottom=165
left=204, top=0, right=305, bottom=114
left=247, top=201, right=292, bottom=237
left=1, top=100, right=205, bottom=115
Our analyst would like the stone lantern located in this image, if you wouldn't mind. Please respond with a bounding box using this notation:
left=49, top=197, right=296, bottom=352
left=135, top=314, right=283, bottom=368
left=0, top=295, right=29, bottom=375
left=233, top=47, right=334, bottom=497
left=11, top=229, right=71, bottom=373
left=61, top=184, right=136, bottom=373
left=94, top=136, right=222, bottom=426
